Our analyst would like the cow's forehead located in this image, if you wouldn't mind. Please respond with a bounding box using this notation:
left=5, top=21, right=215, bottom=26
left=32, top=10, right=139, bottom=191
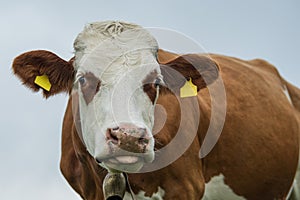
left=73, top=21, right=159, bottom=84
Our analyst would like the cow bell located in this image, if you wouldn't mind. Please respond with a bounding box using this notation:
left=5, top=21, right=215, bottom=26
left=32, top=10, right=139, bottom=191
left=103, top=172, right=126, bottom=200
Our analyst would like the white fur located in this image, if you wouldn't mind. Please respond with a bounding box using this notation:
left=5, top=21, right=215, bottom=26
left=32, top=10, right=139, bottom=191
left=124, top=186, right=165, bottom=200
left=287, top=152, right=300, bottom=199
left=73, top=21, right=160, bottom=172
left=283, top=84, right=293, bottom=105
left=202, top=174, right=246, bottom=200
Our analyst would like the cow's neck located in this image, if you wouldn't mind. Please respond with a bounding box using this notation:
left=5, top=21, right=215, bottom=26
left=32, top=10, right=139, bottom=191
left=62, top=95, right=208, bottom=199
left=197, top=89, right=223, bottom=183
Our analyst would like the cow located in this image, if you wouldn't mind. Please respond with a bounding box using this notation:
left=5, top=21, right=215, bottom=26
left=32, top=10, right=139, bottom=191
left=12, top=21, right=300, bottom=200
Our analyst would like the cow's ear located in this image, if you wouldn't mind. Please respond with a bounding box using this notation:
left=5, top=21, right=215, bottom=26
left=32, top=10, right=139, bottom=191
left=12, top=50, right=75, bottom=98
left=157, top=49, right=219, bottom=91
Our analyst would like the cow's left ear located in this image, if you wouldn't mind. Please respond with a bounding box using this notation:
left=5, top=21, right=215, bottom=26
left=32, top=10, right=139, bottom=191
left=12, top=50, right=75, bottom=98
left=157, top=49, right=219, bottom=91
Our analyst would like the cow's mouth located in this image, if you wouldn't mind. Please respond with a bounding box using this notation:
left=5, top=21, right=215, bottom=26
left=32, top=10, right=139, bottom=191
left=106, top=155, right=140, bottom=164
left=100, top=156, right=145, bottom=173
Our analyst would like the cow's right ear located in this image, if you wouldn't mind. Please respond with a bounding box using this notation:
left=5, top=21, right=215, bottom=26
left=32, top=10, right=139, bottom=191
left=12, top=50, right=75, bottom=98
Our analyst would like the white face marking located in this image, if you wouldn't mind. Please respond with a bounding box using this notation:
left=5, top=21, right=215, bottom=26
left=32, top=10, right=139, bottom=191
left=72, top=21, right=160, bottom=171
left=124, top=186, right=165, bottom=200
left=202, top=174, right=246, bottom=200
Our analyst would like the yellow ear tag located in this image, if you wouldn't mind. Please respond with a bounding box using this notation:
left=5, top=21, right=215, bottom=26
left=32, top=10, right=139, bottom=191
left=180, top=78, right=198, bottom=98
left=34, top=75, right=52, bottom=91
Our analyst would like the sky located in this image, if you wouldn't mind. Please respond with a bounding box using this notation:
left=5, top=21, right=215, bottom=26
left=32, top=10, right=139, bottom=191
left=1, top=0, right=299, bottom=199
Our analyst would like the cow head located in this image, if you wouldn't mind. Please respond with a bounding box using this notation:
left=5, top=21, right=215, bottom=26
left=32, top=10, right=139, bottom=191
left=12, top=21, right=219, bottom=173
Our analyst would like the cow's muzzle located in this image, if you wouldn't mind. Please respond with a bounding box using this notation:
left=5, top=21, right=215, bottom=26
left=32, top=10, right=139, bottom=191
left=106, top=123, right=150, bottom=153
left=96, top=123, right=154, bottom=172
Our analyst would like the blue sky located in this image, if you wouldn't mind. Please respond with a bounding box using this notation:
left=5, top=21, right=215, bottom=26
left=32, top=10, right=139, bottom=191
left=1, top=0, right=299, bottom=199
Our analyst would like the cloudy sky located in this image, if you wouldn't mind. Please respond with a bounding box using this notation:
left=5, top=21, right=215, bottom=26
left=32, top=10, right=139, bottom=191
left=1, top=0, right=299, bottom=199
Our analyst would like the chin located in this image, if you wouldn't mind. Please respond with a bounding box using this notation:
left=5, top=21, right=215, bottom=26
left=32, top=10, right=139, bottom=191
left=102, top=156, right=145, bottom=173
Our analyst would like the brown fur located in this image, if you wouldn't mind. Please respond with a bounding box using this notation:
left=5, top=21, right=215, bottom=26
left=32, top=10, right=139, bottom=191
left=12, top=50, right=75, bottom=98
left=158, top=49, right=219, bottom=91
left=79, top=72, right=101, bottom=105
left=201, top=55, right=299, bottom=199
left=12, top=49, right=300, bottom=199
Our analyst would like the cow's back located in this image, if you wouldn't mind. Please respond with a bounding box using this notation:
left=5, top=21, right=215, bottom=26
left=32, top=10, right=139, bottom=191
left=200, top=54, right=300, bottom=199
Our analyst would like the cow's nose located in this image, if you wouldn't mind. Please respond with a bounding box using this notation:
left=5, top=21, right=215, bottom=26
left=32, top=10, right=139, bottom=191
left=106, top=123, right=150, bottom=153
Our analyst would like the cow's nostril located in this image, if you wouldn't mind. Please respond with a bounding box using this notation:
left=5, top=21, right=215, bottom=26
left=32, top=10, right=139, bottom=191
left=138, top=137, right=149, bottom=145
left=107, top=128, right=119, bottom=144
left=110, top=134, right=118, bottom=143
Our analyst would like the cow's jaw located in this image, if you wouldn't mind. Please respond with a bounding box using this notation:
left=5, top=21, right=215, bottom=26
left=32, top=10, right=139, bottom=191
left=73, top=21, right=159, bottom=173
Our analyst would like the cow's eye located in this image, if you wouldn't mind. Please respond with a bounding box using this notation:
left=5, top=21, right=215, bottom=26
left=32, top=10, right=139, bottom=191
left=77, top=72, right=101, bottom=105
left=78, top=76, right=86, bottom=85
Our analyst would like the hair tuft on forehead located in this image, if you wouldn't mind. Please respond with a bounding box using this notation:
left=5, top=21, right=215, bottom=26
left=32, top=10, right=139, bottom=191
left=73, top=21, right=160, bottom=81
left=73, top=21, right=158, bottom=66
left=74, top=21, right=143, bottom=52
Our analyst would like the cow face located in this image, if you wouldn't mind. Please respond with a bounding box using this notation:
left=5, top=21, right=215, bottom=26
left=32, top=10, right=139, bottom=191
left=72, top=22, right=161, bottom=172
left=12, top=21, right=219, bottom=173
